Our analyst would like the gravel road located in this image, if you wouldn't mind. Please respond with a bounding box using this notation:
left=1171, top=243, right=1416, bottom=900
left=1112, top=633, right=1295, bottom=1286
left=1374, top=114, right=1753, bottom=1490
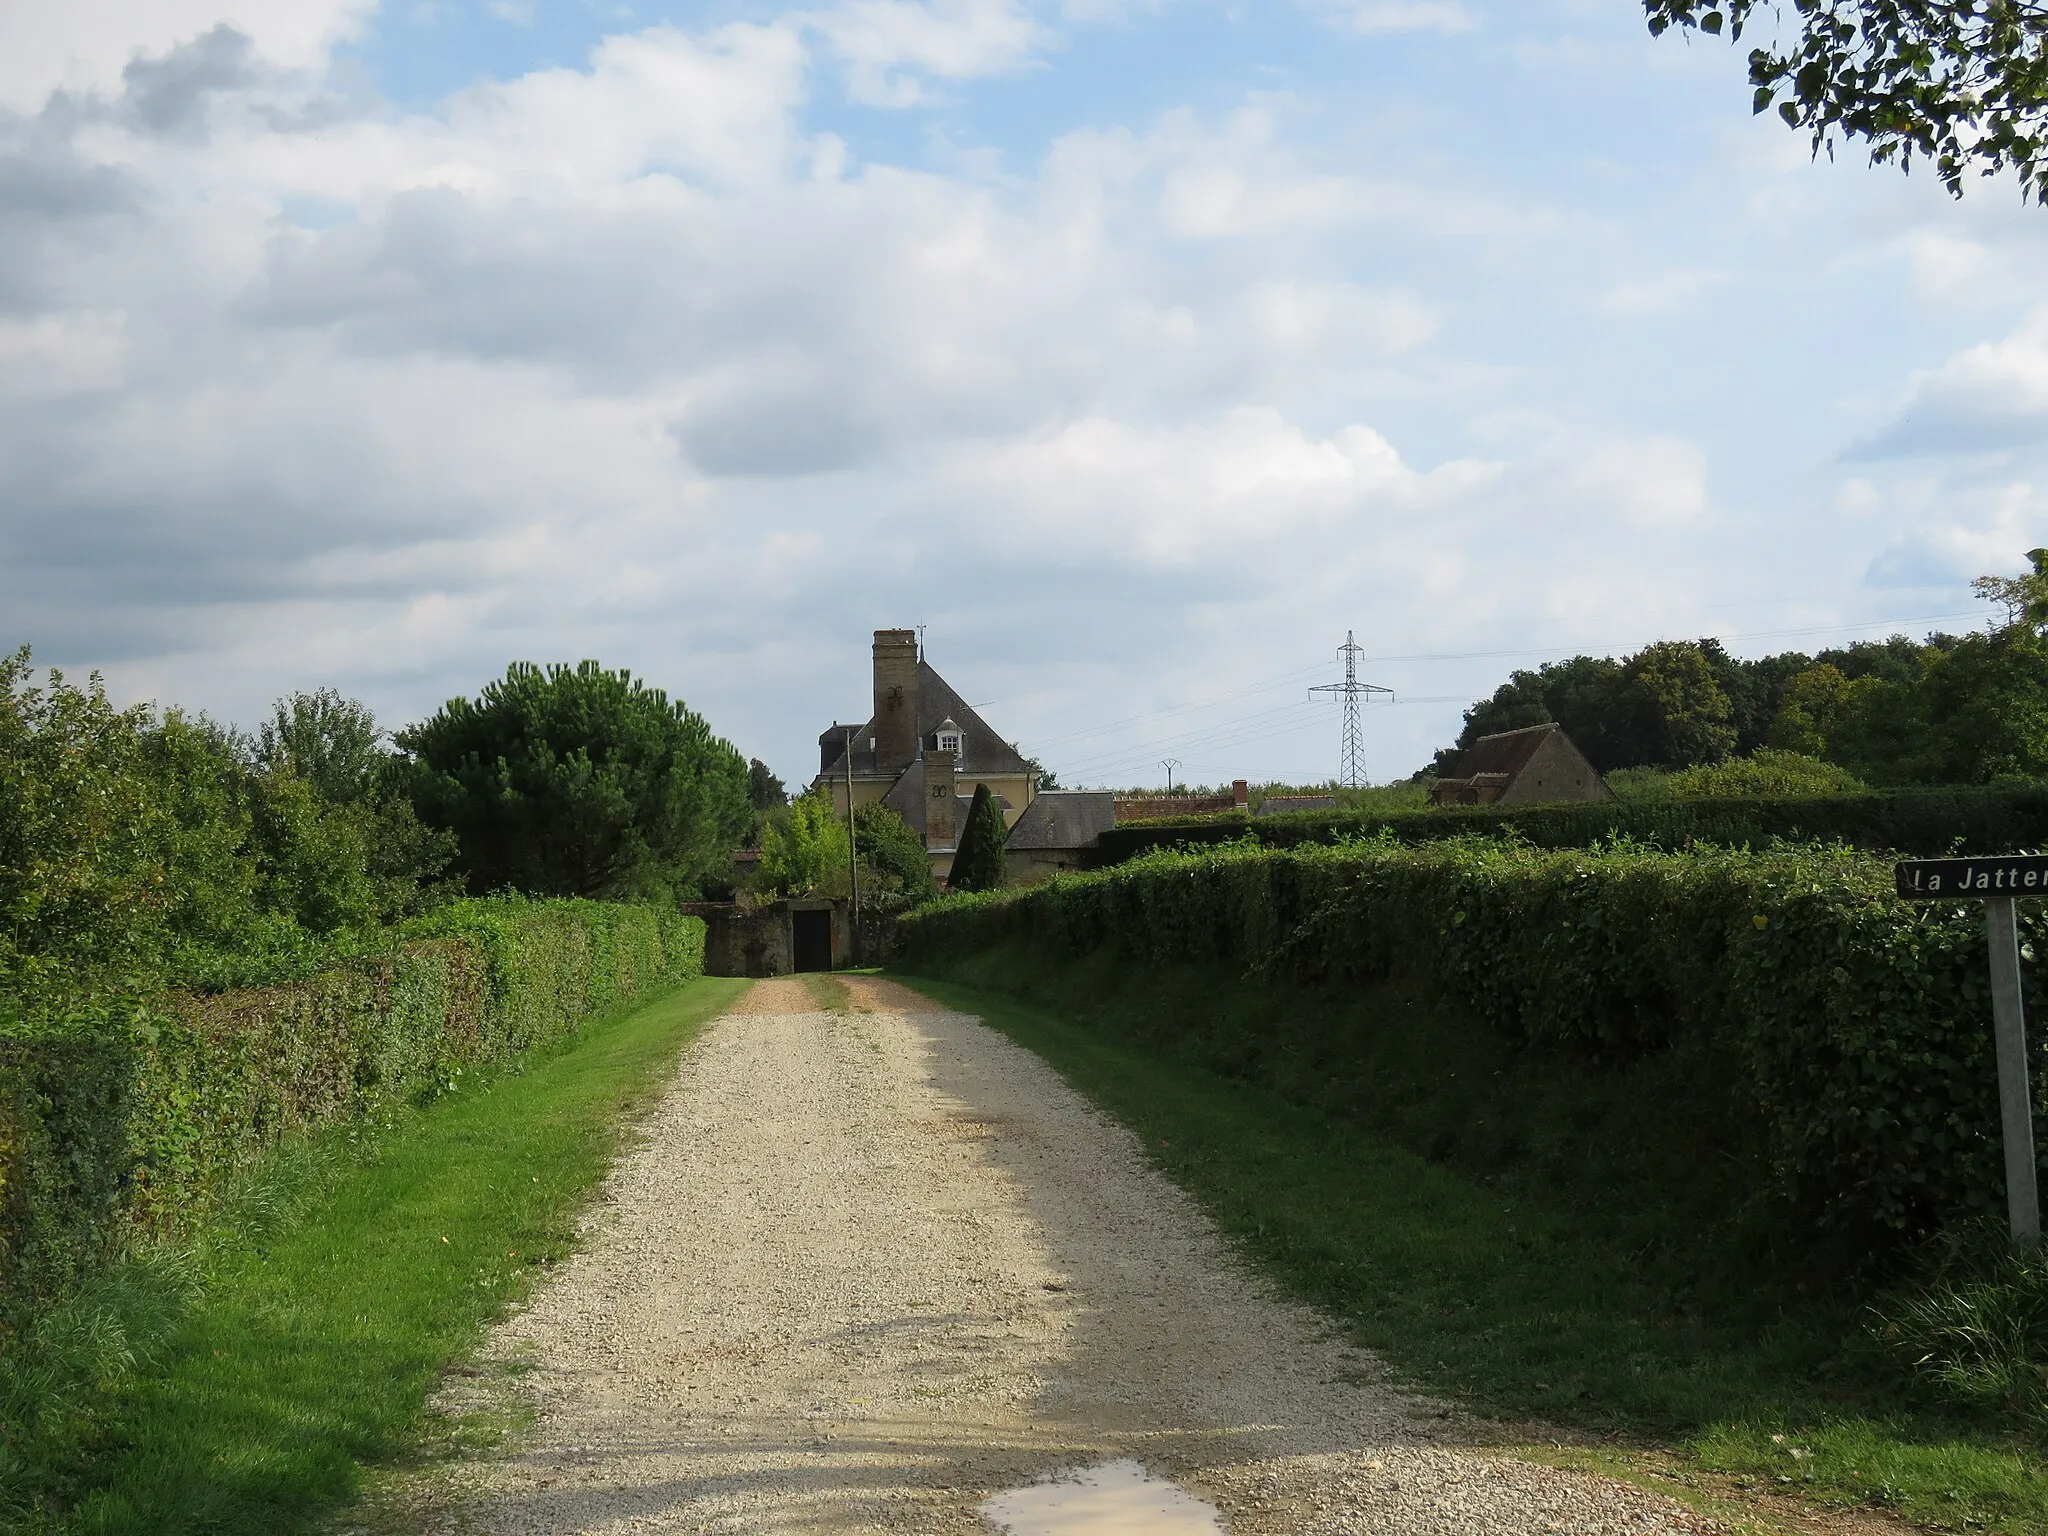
left=428, top=977, right=1721, bottom=1535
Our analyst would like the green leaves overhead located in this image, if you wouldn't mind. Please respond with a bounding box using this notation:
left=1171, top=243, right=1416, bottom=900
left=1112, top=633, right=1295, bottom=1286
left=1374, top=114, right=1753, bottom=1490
left=1645, top=0, right=2048, bottom=202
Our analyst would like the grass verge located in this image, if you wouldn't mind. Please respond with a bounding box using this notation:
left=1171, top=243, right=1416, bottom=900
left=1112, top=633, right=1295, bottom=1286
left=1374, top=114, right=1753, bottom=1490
left=14, top=974, right=749, bottom=1536
left=888, top=968, right=2048, bottom=1535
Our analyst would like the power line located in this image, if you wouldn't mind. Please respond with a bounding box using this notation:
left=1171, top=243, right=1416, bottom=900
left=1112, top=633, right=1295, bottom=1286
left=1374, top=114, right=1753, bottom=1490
left=1308, top=631, right=1392, bottom=789
left=1371, top=610, right=1983, bottom=666
left=1028, top=661, right=1333, bottom=751
left=1039, top=605, right=1990, bottom=786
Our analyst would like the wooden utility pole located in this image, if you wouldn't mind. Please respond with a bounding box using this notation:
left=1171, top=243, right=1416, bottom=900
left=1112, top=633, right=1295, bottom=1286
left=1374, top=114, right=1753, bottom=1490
left=844, top=727, right=860, bottom=966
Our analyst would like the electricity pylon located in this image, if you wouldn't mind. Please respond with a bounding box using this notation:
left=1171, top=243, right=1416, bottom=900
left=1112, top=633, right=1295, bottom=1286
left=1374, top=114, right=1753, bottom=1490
left=1309, top=631, right=1392, bottom=789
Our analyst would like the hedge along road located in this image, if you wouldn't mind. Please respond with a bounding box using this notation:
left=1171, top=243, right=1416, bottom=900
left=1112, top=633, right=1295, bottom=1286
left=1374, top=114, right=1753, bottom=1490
left=411, top=976, right=1743, bottom=1536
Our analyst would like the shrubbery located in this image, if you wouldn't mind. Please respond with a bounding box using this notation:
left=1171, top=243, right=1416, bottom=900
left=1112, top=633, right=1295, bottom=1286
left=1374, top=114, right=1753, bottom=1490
left=1, top=652, right=456, bottom=1018
left=1093, top=782, right=2048, bottom=865
left=0, top=897, right=704, bottom=1332
left=899, top=836, right=2043, bottom=1251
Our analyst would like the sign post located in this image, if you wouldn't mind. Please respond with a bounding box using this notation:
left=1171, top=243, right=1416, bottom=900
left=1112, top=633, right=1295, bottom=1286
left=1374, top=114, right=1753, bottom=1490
left=1896, top=856, right=2046, bottom=1249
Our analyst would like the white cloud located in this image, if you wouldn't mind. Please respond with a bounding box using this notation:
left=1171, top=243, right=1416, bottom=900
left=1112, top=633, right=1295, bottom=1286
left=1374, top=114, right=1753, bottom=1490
left=0, top=311, right=128, bottom=398
left=1858, top=308, right=2048, bottom=458
left=1308, top=1, right=1474, bottom=35
left=0, top=0, right=371, bottom=111
left=809, top=0, right=1050, bottom=106
left=1597, top=266, right=1729, bottom=317
left=2, top=3, right=1980, bottom=788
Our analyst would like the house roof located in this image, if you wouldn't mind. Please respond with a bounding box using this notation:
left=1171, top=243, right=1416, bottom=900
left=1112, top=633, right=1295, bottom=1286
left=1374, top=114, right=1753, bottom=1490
left=878, top=757, right=1009, bottom=844
left=1005, top=790, right=1115, bottom=851
left=1442, top=723, right=1562, bottom=782
left=820, top=659, right=1033, bottom=779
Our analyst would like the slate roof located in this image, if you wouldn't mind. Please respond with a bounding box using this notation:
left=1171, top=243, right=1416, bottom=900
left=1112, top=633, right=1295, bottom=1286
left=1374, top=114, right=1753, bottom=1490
left=1005, top=791, right=1115, bottom=852
left=878, top=758, right=1009, bottom=846
left=1442, top=723, right=1559, bottom=781
left=820, top=660, right=1033, bottom=780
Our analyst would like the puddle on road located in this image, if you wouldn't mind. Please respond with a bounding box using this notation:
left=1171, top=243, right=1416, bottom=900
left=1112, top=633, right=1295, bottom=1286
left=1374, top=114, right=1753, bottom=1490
left=980, top=1459, right=1226, bottom=1534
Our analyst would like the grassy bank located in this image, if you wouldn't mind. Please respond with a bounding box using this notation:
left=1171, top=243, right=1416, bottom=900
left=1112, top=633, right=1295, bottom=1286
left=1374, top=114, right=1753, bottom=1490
left=7, top=974, right=748, bottom=1535
left=890, top=962, right=2048, bottom=1534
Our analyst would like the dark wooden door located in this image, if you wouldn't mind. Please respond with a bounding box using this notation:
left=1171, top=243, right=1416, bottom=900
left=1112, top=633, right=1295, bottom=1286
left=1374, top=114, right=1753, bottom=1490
left=792, top=909, right=832, bottom=973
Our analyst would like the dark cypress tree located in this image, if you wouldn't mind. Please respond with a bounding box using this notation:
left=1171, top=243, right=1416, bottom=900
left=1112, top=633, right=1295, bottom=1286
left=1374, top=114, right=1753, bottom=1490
left=948, top=781, right=1008, bottom=892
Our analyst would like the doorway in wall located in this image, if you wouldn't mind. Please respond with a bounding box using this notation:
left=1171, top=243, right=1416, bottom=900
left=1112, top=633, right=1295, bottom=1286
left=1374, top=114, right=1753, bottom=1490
left=792, top=909, right=832, bottom=973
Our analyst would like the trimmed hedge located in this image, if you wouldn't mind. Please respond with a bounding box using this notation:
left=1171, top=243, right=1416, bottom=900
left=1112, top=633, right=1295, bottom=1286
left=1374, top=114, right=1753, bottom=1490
left=1093, top=784, right=2048, bottom=865
left=898, top=840, right=2045, bottom=1252
left=0, top=898, right=704, bottom=1331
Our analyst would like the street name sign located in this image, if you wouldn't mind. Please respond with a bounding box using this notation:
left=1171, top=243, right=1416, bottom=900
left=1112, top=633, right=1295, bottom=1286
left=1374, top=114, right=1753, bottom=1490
left=1896, top=855, right=2048, bottom=898
left=1895, top=856, right=2044, bottom=1249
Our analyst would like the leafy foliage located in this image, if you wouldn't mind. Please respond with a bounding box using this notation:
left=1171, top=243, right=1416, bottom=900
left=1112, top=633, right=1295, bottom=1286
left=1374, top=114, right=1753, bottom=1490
left=1094, top=781, right=2048, bottom=864
left=901, top=836, right=2047, bottom=1251
left=1431, top=557, right=2048, bottom=788
left=0, top=898, right=705, bottom=1335
left=748, top=757, right=787, bottom=811
left=948, top=782, right=1007, bottom=892
left=400, top=661, right=752, bottom=901
left=854, top=802, right=938, bottom=910
left=1646, top=1, right=2048, bottom=202
left=1664, top=748, right=1867, bottom=797
left=0, top=653, right=453, bottom=1012
left=753, top=788, right=851, bottom=898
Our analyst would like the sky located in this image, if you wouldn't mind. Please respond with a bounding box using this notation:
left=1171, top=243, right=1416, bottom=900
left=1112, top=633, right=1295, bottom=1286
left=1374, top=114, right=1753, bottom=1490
left=5, top=0, right=2048, bottom=791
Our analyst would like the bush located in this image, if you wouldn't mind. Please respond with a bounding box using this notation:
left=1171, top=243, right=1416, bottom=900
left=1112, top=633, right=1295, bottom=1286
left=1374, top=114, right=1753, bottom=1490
left=1093, top=783, right=2048, bottom=865
left=1666, top=749, right=1867, bottom=798
left=854, top=802, right=937, bottom=910
left=949, top=783, right=1006, bottom=893
left=0, top=653, right=457, bottom=1016
left=0, top=897, right=704, bottom=1334
left=898, top=837, right=2045, bottom=1254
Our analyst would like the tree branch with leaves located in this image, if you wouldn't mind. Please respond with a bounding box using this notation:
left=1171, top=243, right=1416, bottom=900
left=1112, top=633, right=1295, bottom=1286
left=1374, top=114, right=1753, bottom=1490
left=1647, top=2, right=2048, bottom=200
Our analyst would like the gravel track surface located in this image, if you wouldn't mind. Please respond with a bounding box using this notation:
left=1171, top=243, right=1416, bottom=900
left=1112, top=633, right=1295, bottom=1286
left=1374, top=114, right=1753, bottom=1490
left=430, top=977, right=1721, bottom=1535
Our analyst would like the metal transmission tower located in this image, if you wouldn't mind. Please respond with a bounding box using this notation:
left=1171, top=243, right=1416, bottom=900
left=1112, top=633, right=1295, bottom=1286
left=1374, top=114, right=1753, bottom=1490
left=1309, top=631, right=1393, bottom=788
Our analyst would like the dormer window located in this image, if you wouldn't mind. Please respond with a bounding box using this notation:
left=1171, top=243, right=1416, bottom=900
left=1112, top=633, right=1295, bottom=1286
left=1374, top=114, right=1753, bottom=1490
left=934, top=718, right=963, bottom=757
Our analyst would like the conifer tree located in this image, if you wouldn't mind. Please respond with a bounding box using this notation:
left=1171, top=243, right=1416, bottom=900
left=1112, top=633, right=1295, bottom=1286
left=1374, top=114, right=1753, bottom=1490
left=948, top=782, right=1008, bottom=893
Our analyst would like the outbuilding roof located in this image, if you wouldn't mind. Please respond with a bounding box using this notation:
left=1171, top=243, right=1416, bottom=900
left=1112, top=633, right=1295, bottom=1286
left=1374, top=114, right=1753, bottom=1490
left=1441, top=723, right=1562, bottom=781
left=1005, top=790, right=1116, bottom=852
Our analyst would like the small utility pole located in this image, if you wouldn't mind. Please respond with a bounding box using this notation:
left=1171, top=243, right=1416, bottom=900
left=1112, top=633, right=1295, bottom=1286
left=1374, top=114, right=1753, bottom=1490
left=1897, top=855, right=2044, bottom=1250
left=1161, top=758, right=1181, bottom=794
left=1987, top=895, right=2041, bottom=1249
left=843, top=727, right=860, bottom=967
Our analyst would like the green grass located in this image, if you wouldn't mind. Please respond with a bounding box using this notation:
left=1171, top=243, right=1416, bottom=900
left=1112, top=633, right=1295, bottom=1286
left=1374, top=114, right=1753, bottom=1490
left=889, top=967, right=2048, bottom=1535
left=14, top=974, right=749, bottom=1536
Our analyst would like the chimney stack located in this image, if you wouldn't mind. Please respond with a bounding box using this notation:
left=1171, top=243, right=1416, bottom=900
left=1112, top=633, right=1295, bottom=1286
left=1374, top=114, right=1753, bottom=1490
left=925, top=748, right=957, bottom=849
left=1233, top=779, right=1249, bottom=811
left=872, top=629, right=919, bottom=774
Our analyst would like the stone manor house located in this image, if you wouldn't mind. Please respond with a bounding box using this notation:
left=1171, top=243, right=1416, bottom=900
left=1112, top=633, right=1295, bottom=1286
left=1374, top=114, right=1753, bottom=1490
left=812, top=630, right=1113, bottom=884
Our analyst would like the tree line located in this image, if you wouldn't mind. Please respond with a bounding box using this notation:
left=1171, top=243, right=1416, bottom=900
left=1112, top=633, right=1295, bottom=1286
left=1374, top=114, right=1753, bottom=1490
left=2, top=652, right=759, bottom=1006
left=1432, top=553, right=2048, bottom=789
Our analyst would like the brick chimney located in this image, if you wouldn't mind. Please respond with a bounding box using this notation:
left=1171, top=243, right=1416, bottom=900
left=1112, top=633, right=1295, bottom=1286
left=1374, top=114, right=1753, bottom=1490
left=871, top=629, right=919, bottom=774
left=925, top=748, right=957, bottom=848
left=1233, top=779, right=1249, bottom=810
